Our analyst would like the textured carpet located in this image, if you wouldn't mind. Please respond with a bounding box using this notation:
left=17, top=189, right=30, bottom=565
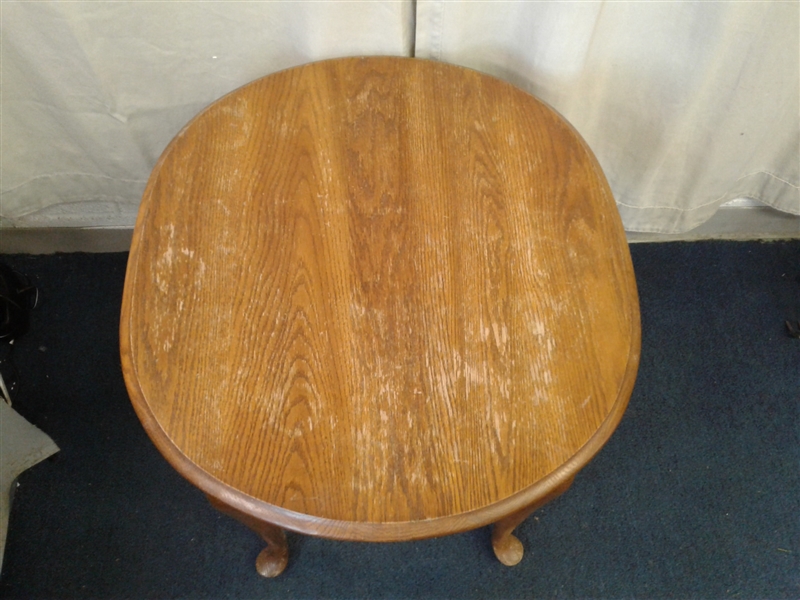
left=0, top=241, right=798, bottom=599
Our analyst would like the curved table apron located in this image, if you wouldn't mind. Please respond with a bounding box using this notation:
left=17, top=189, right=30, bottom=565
left=120, top=56, right=641, bottom=577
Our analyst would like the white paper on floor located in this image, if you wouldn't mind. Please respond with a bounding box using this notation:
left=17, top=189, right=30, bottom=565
left=0, top=399, right=59, bottom=571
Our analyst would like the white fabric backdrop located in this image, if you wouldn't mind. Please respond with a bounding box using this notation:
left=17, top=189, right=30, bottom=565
left=1, top=1, right=797, bottom=233
left=416, top=0, right=799, bottom=233
left=0, top=1, right=413, bottom=227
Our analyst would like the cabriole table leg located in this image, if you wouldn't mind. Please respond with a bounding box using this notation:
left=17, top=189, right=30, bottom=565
left=491, top=477, right=575, bottom=567
left=207, top=495, right=289, bottom=578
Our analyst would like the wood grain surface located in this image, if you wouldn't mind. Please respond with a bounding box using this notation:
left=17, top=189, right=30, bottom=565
left=120, top=57, right=640, bottom=541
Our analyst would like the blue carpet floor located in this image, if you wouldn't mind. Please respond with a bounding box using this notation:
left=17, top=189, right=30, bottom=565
left=0, top=240, right=798, bottom=599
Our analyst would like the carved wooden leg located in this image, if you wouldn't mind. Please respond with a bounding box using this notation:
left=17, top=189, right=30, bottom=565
left=491, top=477, right=574, bottom=566
left=207, top=495, right=289, bottom=578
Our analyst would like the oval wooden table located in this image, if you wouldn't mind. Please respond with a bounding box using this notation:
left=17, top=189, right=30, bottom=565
left=120, top=56, right=640, bottom=578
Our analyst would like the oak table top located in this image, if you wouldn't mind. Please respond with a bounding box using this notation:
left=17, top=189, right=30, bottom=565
left=121, top=57, right=640, bottom=568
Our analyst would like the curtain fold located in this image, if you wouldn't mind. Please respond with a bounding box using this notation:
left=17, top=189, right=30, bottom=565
left=0, top=1, right=414, bottom=227
left=1, top=1, right=797, bottom=234
left=416, top=0, right=799, bottom=233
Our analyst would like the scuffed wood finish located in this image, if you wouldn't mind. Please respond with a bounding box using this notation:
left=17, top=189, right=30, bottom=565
left=121, top=57, right=640, bottom=551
